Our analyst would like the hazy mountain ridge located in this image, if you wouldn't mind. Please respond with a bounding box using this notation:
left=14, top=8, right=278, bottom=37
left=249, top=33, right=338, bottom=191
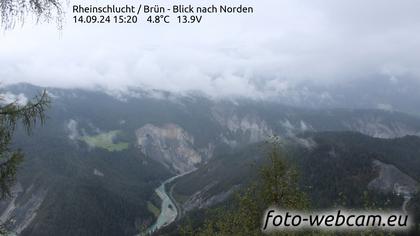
left=165, top=132, right=420, bottom=235
left=1, top=83, right=420, bottom=235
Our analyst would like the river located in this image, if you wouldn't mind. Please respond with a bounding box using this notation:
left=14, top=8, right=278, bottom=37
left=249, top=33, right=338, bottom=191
left=146, top=172, right=191, bottom=234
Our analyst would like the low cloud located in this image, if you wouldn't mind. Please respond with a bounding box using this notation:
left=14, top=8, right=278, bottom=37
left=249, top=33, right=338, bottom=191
left=1, top=0, right=419, bottom=98
left=0, top=92, right=28, bottom=106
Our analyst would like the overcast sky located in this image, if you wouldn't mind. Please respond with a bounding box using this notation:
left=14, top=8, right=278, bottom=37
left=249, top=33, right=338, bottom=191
left=1, top=0, right=419, bottom=98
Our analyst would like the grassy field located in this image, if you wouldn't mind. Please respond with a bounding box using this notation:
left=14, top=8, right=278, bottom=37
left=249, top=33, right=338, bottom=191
left=79, top=130, right=129, bottom=152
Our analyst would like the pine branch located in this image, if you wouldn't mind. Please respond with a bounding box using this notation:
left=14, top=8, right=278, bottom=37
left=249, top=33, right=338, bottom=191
left=0, top=90, right=50, bottom=134
left=0, top=151, right=23, bottom=199
left=0, top=90, right=50, bottom=199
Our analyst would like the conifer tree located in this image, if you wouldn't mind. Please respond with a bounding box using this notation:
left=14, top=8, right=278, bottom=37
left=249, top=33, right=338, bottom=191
left=181, top=141, right=309, bottom=236
left=0, top=90, right=50, bottom=198
left=1, top=0, right=63, bottom=29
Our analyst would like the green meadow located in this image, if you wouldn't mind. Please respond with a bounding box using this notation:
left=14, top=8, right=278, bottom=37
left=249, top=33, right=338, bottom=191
left=79, top=130, right=129, bottom=152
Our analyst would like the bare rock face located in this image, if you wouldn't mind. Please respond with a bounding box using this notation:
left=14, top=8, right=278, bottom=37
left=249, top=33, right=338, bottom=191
left=344, top=116, right=420, bottom=139
left=182, top=182, right=239, bottom=213
left=136, top=124, right=203, bottom=173
left=0, top=183, right=47, bottom=235
left=368, top=160, right=418, bottom=197
left=212, top=106, right=273, bottom=145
